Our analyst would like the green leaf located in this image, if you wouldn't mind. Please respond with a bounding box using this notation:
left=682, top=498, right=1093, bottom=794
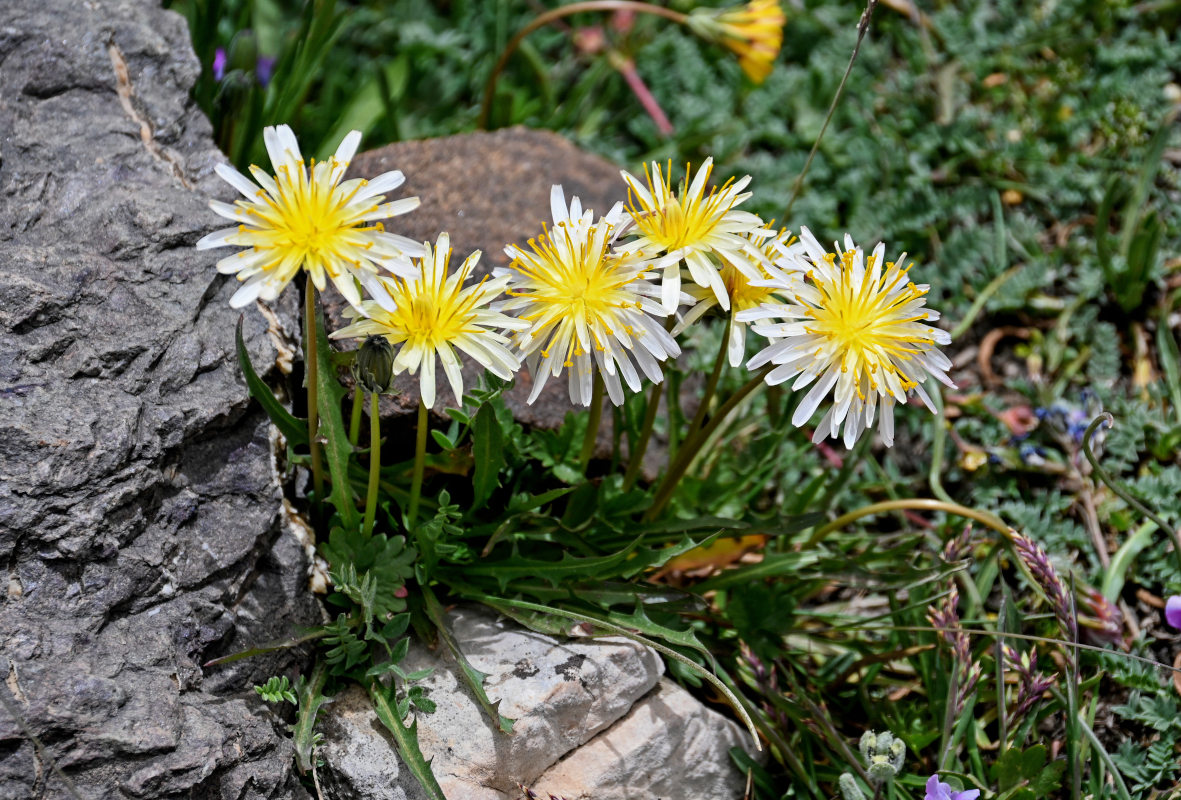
left=462, top=532, right=717, bottom=591
left=422, top=586, right=515, bottom=733
left=693, top=551, right=823, bottom=592
left=560, top=482, right=598, bottom=529
left=293, top=659, right=327, bottom=774
left=605, top=603, right=715, bottom=663
left=471, top=403, right=504, bottom=509
left=992, top=744, right=1056, bottom=793
left=313, top=306, right=360, bottom=528
left=1102, top=521, right=1156, bottom=600
left=321, top=527, right=416, bottom=619
left=461, top=538, right=646, bottom=589
left=368, top=680, right=447, bottom=800
left=1118, top=118, right=1171, bottom=258
left=203, top=628, right=327, bottom=667
left=508, top=487, right=575, bottom=514
left=1029, top=759, right=1066, bottom=795
left=235, top=316, right=307, bottom=445
left=254, top=675, right=297, bottom=705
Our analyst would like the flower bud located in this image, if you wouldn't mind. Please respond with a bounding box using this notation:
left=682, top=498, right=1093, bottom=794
left=839, top=772, right=866, bottom=800
left=859, top=730, right=905, bottom=785
left=354, top=335, right=394, bottom=394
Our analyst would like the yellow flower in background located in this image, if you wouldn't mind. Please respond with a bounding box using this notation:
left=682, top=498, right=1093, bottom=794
left=676, top=228, right=805, bottom=367
left=197, top=124, right=423, bottom=309
left=331, top=233, right=526, bottom=409
left=689, top=1, right=786, bottom=84
left=500, top=186, right=683, bottom=407
left=619, top=158, right=768, bottom=315
left=738, top=227, right=956, bottom=448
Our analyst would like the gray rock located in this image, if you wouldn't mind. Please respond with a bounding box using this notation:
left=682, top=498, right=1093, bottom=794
left=0, top=0, right=314, bottom=797
left=532, top=678, right=758, bottom=800
left=319, top=606, right=664, bottom=799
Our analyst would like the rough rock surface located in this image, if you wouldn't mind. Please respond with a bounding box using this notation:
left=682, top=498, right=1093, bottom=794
left=319, top=607, right=758, bottom=800
left=0, top=1, right=315, bottom=797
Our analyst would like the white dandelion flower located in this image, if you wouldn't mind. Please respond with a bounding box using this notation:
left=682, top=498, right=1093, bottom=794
left=675, top=227, right=807, bottom=367
left=499, top=187, right=684, bottom=407
left=330, top=233, right=526, bottom=410
left=739, top=227, right=956, bottom=448
left=618, top=158, right=769, bottom=314
left=196, top=124, right=423, bottom=310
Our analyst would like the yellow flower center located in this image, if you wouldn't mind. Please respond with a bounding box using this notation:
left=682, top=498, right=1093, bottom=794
left=244, top=160, right=375, bottom=276
left=803, top=252, right=932, bottom=396
left=629, top=163, right=736, bottom=251
left=721, top=263, right=776, bottom=310
left=377, top=251, right=485, bottom=348
left=510, top=225, right=645, bottom=356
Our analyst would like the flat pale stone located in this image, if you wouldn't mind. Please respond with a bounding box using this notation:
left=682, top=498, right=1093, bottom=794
left=531, top=678, right=758, bottom=800
left=319, top=605, right=664, bottom=799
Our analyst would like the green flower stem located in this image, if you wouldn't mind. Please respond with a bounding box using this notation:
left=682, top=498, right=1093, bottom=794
left=805, top=498, right=1011, bottom=548
left=304, top=277, right=325, bottom=503
left=578, top=375, right=605, bottom=475
left=1081, top=413, right=1181, bottom=573
left=928, top=385, right=955, bottom=505
left=407, top=400, right=428, bottom=529
left=684, top=322, right=731, bottom=448
left=782, top=0, right=879, bottom=222
left=644, top=367, right=769, bottom=521
left=479, top=0, right=688, bottom=129
left=363, top=392, right=381, bottom=536
left=348, top=387, right=364, bottom=447
left=622, top=380, right=663, bottom=491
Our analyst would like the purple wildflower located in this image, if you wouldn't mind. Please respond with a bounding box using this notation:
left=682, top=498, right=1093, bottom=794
left=212, top=48, right=227, bottom=81
left=925, top=775, right=981, bottom=800
left=1166, top=595, right=1181, bottom=629
left=256, top=55, right=276, bottom=87
left=941, top=525, right=974, bottom=563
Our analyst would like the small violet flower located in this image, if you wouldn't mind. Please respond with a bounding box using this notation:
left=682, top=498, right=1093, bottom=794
left=212, top=48, right=227, bottom=81
left=925, top=775, right=980, bottom=800
left=1165, top=595, right=1181, bottom=630
left=256, top=55, right=276, bottom=86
